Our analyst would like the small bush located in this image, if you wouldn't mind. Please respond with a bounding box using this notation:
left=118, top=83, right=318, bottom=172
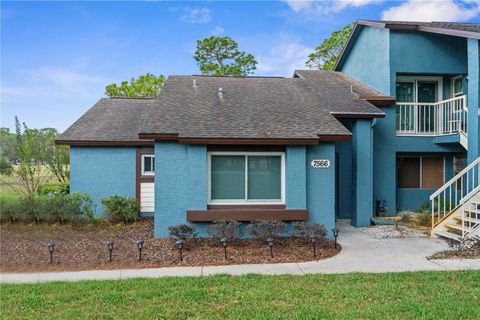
left=398, top=211, right=412, bottom=223
left=101, top=195, right=140, bottom=224
left=207, top=219, right=243, bottom=241
left=0, top=200, right=19, bottom=223
left=292, top=222, right=327, bottom=244
left=247, top=220, right=287, bottom=241
left=0, top=158, right=13, bottom=176
left=416, top=202, right=430, bottom=213
left=45, top=192, right=95, bottom=224
left=168, top=223, right=197, bottom=241
left=417, top=211, right=431, bottom=227
left=38, top=183, right=70, bottom=196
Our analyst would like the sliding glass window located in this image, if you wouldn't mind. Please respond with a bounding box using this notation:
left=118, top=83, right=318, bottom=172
left=209, top=153, right=284, bottom=204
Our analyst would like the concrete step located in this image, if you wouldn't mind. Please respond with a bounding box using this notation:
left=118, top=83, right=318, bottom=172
left=434, top=231, right=462, bottom=241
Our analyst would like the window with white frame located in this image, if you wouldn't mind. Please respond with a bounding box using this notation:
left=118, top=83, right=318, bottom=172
left=141, top=155, right=155, bottom=175
left=452, top=76, right=464, bottom=97
left=397, top=156, right=444, bottom=189
left=208, top=152, right=285, bottom=204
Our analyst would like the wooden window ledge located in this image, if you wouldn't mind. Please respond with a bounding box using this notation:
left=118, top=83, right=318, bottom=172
left=186, top=209, right=308, bottom=222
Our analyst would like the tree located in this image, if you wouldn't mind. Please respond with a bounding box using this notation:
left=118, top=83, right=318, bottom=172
left=194, top=36, right=257, bottom=76
left=105, top=73, right=166, bottom=98
left=42, top=128, right=70, bottom=183
left=0, top=127, right=17, bottom=163
left=12, top=117, right=48, bottom=200
left=306, top=23, right=353, bottom=70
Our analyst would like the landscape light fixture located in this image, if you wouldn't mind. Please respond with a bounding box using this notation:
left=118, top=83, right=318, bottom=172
left=267, top=237, right=274, bottom=258
left=136, top=240, right=145, bottom=261
left=176, top=240, right=185, bottom=262
left=47, top=243, right=55, bottom=264
left=107, top=240, right=114, bottom=263
left=332, top=228, right=339, bottom=249
left=220, top=237, right=228, bottom=260
left=310, top=236, right=317, bottom=258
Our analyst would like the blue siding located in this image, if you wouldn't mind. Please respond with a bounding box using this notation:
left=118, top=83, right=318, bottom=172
left=467, top=39, right=480, bottom=163
left=154, top=142, right=208, bottom=237
left=390, top=30, right=467, bottom=77
left=70, top=147, right=136, bottom=216
left=342, top=26, right=390, bottom=94
left=306, top=143, right=336, bottom=237
left=352, top=119, right=373, bottom=227
left=286, top=146, right=307, bottom=209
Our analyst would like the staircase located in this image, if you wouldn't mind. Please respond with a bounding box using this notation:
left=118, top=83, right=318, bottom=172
left=430, top=157, right=480, bottom=241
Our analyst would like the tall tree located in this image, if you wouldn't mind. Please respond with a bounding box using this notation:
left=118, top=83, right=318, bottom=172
left=42, top=128, right=70, bottom=183
left=194, top=36, right=257, bottom=76
left=306, top=23, right=353, bottom=70
left=105, top=73, right=165, bottom=98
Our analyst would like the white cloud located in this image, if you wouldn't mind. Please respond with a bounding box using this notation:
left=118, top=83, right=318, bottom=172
left=282, top=0, right=380, bottom=15
left=180, top=7, right=211, bottom=24
left=256, top=41, right=314, bottom=76
left=211, top=26, right=225, bottom=36
left=382, top=0, right=480, bottom=21
left=2, top=67, right=109, bottom=99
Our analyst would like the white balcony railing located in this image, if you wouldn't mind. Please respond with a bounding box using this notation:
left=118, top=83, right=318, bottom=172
left=396, top=95, right=467, bottom=136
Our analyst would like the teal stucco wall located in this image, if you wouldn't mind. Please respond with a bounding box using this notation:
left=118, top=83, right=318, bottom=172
left=467, top=38, right=480, bottom=163
left=285, top=146, right=307, bottom=209
left=154, top=142, right=208, bottom=237
left=306, top=143, right=336, bottom=236
left=70, top=147, right=136, bottom=216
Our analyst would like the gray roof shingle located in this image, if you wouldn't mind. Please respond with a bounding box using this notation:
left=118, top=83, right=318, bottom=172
left=59, top=71, right=386, bottom=144
left=57, top=98, right=158, bottom=143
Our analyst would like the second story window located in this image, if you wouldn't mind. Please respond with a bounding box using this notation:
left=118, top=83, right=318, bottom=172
left=452, top=76, right=464, bottom=97
left=142, top=155, right=155, bottom=176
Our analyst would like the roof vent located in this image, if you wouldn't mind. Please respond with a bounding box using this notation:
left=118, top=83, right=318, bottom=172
left=193, top=79, right=197, bottom=86
left=218, top=87, right=223, bottom=94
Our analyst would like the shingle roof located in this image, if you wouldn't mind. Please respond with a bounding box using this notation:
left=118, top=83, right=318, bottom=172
left=57, top=97, right=158, bottom=143
left=58, top=71, right=387, bottom=145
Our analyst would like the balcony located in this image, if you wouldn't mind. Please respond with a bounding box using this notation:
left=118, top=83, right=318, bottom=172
left=396, top=95, right=468, bottom=148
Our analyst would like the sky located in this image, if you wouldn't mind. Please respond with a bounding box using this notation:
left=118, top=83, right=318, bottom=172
left=2, top=0, right=480, bottom=132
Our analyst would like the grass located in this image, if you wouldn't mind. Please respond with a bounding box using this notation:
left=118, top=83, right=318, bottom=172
left=1, top=271, right=479, bottom=319
left=0, top=166, right=59, bottom=204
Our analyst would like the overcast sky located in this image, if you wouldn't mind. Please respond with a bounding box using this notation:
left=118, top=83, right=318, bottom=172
left=2, top=0, right=480, bottom=132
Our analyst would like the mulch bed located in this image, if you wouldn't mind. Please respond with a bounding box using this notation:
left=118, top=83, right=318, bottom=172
left=0, top=218, right=341, bottom=273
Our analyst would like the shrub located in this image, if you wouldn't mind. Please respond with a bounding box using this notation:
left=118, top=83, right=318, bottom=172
left=0, top=158, right=13, bottom=176
left=45, top=192, right=95, bottom=224
left=247, top=220, right=287, bottom=241
left=0, top=200, right=19, bottom=223
left=292, top=222, right=327, bottom=244
left=101, top=195, right=140, bottom=224
left=398, top=211, right=412, bottom=223
left=168, top=223, right=197, bottom=241
left=416, top=202, right=430, bottom=213
left=207, top=219, right=243, bottom=241
left=417, top=211, right=431, bottom=227
left=38, top=183, right=70, bottom=196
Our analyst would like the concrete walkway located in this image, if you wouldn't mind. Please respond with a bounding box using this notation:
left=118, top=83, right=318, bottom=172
left=1, top=220, right=479, bottom=284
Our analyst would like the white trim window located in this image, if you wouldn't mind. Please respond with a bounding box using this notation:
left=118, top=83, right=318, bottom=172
left=208, top=152, right=285, bottom=205
left=141, top=155, right=155, bottom=176
left=452, top=75, right=464, bottom=97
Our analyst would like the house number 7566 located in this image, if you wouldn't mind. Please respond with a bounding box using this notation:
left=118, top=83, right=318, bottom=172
left=311, top=160, right=330, bottom=168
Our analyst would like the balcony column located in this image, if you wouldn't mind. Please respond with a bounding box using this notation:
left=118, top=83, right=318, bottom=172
left=351, top=119, right=373, bottom=227
left=467, top=38, right=480, bottom=163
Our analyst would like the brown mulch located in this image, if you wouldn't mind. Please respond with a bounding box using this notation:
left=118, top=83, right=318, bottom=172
left=429, top=243, right=480, bottom=260
left=0, top=218, right=341, bottom=273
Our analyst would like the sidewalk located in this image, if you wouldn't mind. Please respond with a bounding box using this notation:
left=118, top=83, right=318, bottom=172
left=2, top=221, right=479, bottom=284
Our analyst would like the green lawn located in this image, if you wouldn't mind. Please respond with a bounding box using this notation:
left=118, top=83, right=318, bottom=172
left=1, top=271, right=479, bottom=319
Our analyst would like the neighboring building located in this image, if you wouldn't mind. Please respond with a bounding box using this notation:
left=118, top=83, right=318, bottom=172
left=58, top=20, right=480, bottom=240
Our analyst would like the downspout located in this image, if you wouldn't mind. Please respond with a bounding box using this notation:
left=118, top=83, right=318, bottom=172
left=369, top=118, right=395, bottom=226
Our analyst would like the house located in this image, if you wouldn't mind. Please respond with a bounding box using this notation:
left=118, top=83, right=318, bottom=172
left=57, top=20, right=480, bottom=240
